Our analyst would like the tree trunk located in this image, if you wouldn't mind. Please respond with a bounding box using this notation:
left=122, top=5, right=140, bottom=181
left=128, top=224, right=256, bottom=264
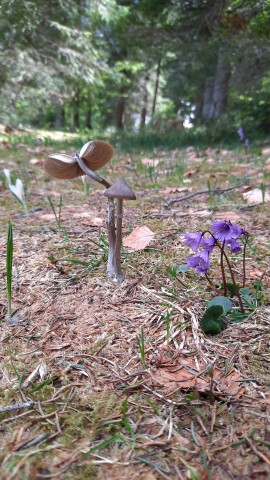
left=195, top=47, right=231, bottom=121
left=116, top=93, right=126, bottom=130
left=73, top=89, right=80, bottom=130
left=140, top=73, right=149, bottom=131
left=151, top=58, right=161, bottom=118
left=85, top=91, right=92, bottom=130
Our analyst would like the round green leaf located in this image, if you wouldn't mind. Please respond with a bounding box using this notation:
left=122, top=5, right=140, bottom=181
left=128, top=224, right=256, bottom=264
left=208, top=296, right=232, bottom=314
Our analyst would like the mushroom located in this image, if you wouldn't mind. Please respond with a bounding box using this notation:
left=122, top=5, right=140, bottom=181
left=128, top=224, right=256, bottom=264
left=43, top=141, right=116, bottom=277
left=104, top=179, right=136, bottom=283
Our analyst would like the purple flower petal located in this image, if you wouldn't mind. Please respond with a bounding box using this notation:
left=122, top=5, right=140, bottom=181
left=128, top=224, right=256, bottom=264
left=184, top=231, right=203, bottom=252
left=211, top=221, right=232, bottom=241
left=237, top=127, right=245, bottom=141
left=230, top=239, right=242, bottom=253
left=201, top=236, right=215, bottom=253
left=187, top=250, right=210, bottom=274
left=211, top=221, right=245, bottom=242
left=230, top=223, right=245, bottom=239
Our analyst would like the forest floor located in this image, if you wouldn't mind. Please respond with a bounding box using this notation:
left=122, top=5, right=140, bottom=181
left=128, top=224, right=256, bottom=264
left=0, top=128, right=270, bottom=480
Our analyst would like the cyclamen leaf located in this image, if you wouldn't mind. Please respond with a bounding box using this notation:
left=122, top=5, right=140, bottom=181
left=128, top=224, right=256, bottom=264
left=201, top=306, right=227, bottom=335
left=208, top=296, right=232, bottom=314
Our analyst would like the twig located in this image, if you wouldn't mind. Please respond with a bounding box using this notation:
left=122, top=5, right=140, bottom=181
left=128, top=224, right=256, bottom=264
left=165, top=184, right=243, bottom=207
left=0, top=401, right=34, bottom=413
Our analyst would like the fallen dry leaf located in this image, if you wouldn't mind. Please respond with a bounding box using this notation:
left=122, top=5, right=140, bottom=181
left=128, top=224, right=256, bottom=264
left=123, top=226, right=154, bottom=252
left=162, top=187, right=189, bottom=195
left=184, top=168, right=199, bottom=178
left=141, top=157, right=160, bottom=167
left=243, top=188, right=270, bottom=204
left=261, top=147, right=270, bottom=156
left=149, top=354, right=244, bottom=395
left=214, top=211, right=241, bottom=222
left=72, top=213, right=104, bottom=225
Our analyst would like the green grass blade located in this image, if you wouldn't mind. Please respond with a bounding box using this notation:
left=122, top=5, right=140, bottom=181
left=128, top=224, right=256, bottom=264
left=6, top=221, right=13, bottom=317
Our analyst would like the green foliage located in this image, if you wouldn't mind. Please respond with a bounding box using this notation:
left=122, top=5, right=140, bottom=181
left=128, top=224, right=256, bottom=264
left=201, top=306, right=227, bottom=335
left=207, top=296, right=233, bottom=314
left=6, top=221, right=13, bottom=318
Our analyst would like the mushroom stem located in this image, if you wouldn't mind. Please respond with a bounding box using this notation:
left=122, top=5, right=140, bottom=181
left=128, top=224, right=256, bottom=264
left=76, top=154, right=111, bottom=189
left=107, top=198, right=116, bottom=277
left=114, top=199, right=124, bottom=283
left=76, top=154, right=117, bottom=278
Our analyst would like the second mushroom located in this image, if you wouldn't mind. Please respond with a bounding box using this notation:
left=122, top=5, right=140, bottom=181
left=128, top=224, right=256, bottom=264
left=43, top=140, right=136, bottom=283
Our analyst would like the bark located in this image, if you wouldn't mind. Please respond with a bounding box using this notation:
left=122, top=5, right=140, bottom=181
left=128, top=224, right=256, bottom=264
left=195, top=47, right=231, bottom=121
left=151, top=58, right=161, bottom=118
left=85, top=91, right=92, bottom=130
left=116, top=94, right=126, bottom=130
left=73, top=89, right=80, bottom=130
left=140, top=73, right=149, bottom=131
left=85, top=109, right=92, bottom=130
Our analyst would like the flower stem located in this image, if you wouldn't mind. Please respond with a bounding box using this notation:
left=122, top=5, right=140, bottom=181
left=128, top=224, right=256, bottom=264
left=205, top=273, right=223, bottom=295
left=242, top=234, right=248, bottom=288
left=222, top=248, right=245, bottom=313
left=220, top=241, right=227, bottom=296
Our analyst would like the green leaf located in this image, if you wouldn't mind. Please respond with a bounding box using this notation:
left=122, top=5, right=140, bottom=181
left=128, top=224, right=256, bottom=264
left=224, top=282, right=240, bottom=297
left=28, top=376, right=57, bottom=394
left=208, top=296, right=232, bottom=314
left=168, top=264, right=188, bottom=278
left=201, top=306, right=227, bottom=335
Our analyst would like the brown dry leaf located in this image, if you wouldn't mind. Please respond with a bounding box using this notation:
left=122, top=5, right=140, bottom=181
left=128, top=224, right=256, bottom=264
left=243, top=188, right=270, bottom=204
left=214, top=211, right=241, bottom=222
left=149, top=355, right=244, bottom=395
left=150, top=364, right=209, bottom=391
left=193, top=209, right=211, bottom=217
left=261, top=147, right=270, bottom=156
left=72, top=213, right=104, bottom=225
left=29, top=158, right=42, bottom=165
left=40, top=213, right=56, bottom=221
left=123, top=226, right=154, bottom=252
left=184, top=168, right=199, bottom=178
left=162, top=187, right=189, bottom=195
left=141, top=157, right=160, bottom=167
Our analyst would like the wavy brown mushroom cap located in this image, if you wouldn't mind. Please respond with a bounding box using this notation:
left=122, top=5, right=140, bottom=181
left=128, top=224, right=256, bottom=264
left=43, top=141, right=115, bottom=179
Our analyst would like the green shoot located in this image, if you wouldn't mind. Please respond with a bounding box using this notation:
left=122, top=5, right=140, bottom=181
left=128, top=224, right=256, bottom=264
left=47, top=194, right=62, bottom=233
left=6, top=221, right=13, bottom=318
left=137, top=327, right=147, bottom=369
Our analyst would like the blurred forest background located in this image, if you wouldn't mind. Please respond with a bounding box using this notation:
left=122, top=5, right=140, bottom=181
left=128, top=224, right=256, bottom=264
left=0, top=0, right=270, bottom=143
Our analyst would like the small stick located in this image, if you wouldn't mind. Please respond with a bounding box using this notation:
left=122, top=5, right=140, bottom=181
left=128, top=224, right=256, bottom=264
left=166, top=184, right=244, bottom=207
left=0, top=401, right=34, bottom=413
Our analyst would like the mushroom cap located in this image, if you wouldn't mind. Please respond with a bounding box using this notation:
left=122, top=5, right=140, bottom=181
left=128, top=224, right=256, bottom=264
left=103, top=179, right=136, bottom=200
left=43, top=141, right=115, bottom=179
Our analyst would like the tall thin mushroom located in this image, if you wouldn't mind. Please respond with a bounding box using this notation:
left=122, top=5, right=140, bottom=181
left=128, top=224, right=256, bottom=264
left=43, top=141, right=116, bottom=276
left=104, top=179, right=136, bottom=283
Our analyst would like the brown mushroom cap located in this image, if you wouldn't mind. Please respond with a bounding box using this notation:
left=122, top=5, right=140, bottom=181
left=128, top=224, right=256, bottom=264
left=103, top=179, right=136, bottom=200
left=43, top=141, right=115, bottom=179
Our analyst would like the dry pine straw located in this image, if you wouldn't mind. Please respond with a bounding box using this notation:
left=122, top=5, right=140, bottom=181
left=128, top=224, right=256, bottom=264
left=0, top=144, right=270, bottom=480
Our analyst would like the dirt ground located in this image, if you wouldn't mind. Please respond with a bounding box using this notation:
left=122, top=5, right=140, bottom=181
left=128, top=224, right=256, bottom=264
left=0, top=137, right=270, bottom=479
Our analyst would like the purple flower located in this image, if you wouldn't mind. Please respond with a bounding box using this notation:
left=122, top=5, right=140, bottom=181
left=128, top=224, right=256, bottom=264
left=184, top=231, right=203, bottom=252
left=201, top=236, right=216, bottom=253
left=187, top=250, right=210, bottom=274
left=211, top=221, right=244, bottom=242
left=237, top=127, right=245, bottom=141
left=227, top=238, right=242, bottom=253
left=244, top=138, right=249, bottom=147
left=230, top=223, right=245, bottom=239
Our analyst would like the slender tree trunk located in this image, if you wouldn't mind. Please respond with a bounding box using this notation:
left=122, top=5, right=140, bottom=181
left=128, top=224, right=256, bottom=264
left=73, top=89, right=80, bottom=130
left=116, top=92, right=126, bottom=130
left=140, top=73, right=149, bottom=131
left=152, top=58, right=161, bottom=118
left=85, top=91, right=92, bottom=130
